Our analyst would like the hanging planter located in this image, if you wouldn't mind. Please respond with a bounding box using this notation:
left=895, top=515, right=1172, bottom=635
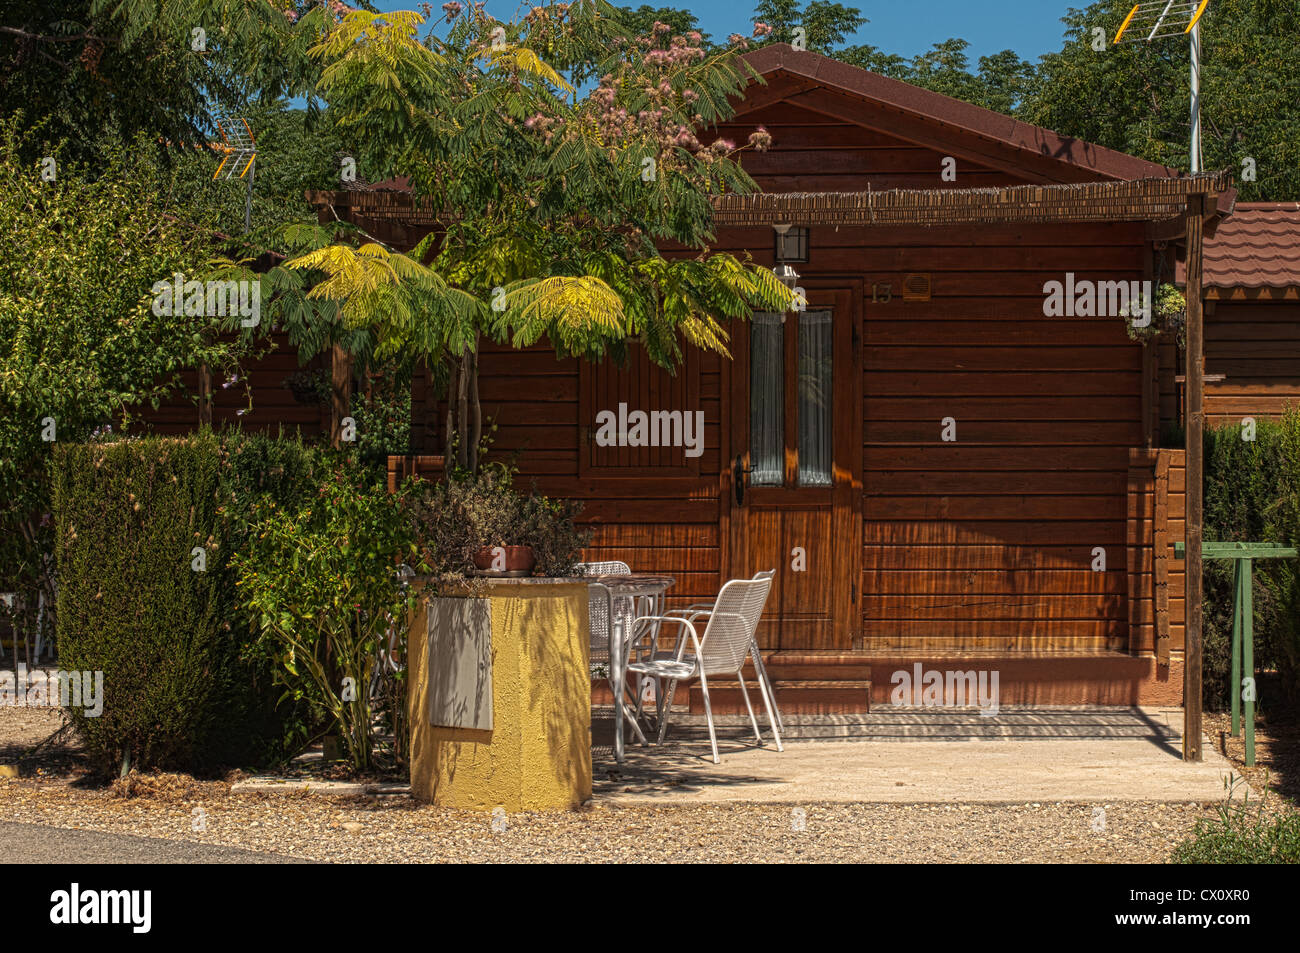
left=1125, top=282, right=1187, bottom=345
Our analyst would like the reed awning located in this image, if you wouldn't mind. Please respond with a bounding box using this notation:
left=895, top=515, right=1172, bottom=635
left=711, top=174, right=1233, bottom=229
left=310, top=173, right=1234, bottom=236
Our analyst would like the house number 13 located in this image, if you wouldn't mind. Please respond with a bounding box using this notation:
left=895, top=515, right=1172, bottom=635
left=871, top=283, right=892, bottom=303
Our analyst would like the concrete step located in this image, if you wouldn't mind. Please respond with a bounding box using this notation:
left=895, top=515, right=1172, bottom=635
left=594, top=653, right=875, bottom=714
left=597, top=651, right=1178, bottom=709
left=597, top=707, right=1180, bottom=742
left=687, top=679, right=871, bottom=715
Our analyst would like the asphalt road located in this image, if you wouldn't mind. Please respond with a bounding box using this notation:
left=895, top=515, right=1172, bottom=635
left=0, top=821, right=312, bottom=864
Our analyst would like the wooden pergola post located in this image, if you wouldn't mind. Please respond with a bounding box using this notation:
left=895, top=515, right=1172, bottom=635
left=1183, top=193, right=1206, bottom=762
left=198, top=363, right=213, bottom=427
left=330, top=342, right=353, bottom=449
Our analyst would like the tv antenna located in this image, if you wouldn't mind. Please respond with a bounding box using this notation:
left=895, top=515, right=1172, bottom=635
left=211, top=116, right=258, bottom=232
left=1114, top=1, right=1212, bottom=173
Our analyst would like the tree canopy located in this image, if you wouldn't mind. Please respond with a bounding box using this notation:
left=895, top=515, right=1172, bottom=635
left=272, top=3, right=797, bottom=470
left=0, top=0, right=338, bottom=167
left=726, top=0, right=1300, bottom=199
left=1021, top=0, right=1300, bottom=201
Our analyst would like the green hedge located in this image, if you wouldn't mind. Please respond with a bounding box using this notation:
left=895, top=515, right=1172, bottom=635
left=55, top=435, right=227, bottom=773
left=1201, top=411, right=1300, bottom=710
left=53, top=430, right=326, bottom=774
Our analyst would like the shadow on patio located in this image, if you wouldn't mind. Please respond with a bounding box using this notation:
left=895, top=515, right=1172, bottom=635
left=591, top=707, right=1236, bottom=806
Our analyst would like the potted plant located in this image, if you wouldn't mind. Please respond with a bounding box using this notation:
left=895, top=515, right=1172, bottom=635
left=461, top=466, right=534, bottom=575
left=517, top=493, right=590, bottom=576
left=408, top=463, right=589, bottom=580
left=471, top=541, right=536, bottom=574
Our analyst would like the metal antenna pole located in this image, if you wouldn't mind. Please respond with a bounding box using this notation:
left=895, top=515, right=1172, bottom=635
left=245, top=157, right=255, bottom=233
left=1189, top=20, right=1201, bottom=173
left=1114, top=3, right=1211, bottom=172
left=211, top=115, right=258, bottom=232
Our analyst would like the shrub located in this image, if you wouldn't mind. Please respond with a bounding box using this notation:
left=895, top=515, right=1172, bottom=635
left=1171, top=776, right=1300, bottom=863
left=53, top=430, right=332, bottom=775
left=0, top=125, right=247, bottom=661
left=351, top=362, right=412, bottom=476
left=53, top=436, right=230, bottom=774
left=1201, top=411, right=1300, bottom=709
left=233, top=462, right=417, bottom=772
left=215, top=430, right=330, bottom=761
left=519, top=492, right=591, bottom=576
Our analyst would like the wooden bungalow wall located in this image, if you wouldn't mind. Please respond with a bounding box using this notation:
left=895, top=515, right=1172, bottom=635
left=720, top=101, right=1026, bottom=192
left=393, top=98, right=1163, bottom=657
left=457, top=217, right=1154, bottom=655
left=753, top=222, right=1145, bottom=653
left=1159, top=299, right=1300, bottom=429
left=141, top=331, right=331, bottom=437
left=329, top=89, right=1211, bottom=669
left=473, top=339, right=727, bottom=609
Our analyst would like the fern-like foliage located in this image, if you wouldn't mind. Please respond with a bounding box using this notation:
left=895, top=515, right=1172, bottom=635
left=292, top=4, right=797, bottom=374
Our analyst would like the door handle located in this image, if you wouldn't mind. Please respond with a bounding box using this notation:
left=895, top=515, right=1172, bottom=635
left=732, top=454, right=752, bottom=507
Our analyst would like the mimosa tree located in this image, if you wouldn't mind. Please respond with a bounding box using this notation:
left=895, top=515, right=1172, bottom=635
left=282, top=1, right=797, bottom=474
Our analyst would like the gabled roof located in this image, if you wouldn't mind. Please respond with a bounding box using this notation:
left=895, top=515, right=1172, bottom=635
left=737, top=44, right=1182, bottom=184
left=1201, top=202, right=1300, bottom=290
left=312, top=43, right=1222, bottom=235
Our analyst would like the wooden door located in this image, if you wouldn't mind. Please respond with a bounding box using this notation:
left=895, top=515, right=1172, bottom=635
left=726, top=284, right=863, bottom=650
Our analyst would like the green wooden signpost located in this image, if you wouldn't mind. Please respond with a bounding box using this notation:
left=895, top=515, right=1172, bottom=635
left=1175, top=540, right=1298, bottom=765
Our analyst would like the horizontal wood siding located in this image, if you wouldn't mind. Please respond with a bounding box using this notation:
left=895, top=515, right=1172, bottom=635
left=461, top=217, right=1152, bottom=653
left=874, top=228, right=1141, bottom=651
left=1166, top=449, right=1187, bottom=653
left=138, top=332, right=330, bottom=437
left=700, top=218, right=1149, bottom=652
left=473, top=337, right=725, bottom=607
left=711, top=101, right=1021, bottom=193
left=1126, top=448, right=1172, bottom=662
left=237, top=88, right=1176, bottom=663
left=1205, top=301, right=1300, bottom=426
left=1160, top=300, right=1300, bottom=430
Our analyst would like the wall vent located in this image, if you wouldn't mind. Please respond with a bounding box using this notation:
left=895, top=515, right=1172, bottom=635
left=902, top=273, right=932, bottom=301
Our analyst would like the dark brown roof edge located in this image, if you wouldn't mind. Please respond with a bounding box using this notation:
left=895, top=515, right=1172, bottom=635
left=712, top=174, right=1228, bottom=227
left=739, top=44, right=1182, bottom=183
left=308, top=174, right=1230, bottom=230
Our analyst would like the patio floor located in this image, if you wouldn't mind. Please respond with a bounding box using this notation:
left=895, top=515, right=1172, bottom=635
left=592, top=707, right=1239, bottom=805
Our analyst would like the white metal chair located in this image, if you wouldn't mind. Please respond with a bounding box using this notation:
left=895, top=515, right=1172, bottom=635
left=625, top=574, right=781, bottom=763
left=653, top=570, right=783, bottom=733
left=578, top=560, right=651, bottom=748
left=575, top=560, right=631, bottom=680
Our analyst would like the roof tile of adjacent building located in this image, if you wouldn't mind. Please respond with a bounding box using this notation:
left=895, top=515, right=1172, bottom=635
left=1201, top=202, right=1300, bottom=289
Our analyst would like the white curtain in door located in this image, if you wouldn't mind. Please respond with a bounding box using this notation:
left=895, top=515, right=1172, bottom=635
left=798, top=310, right=833, bottom=486
left=749, top=312, right=784, bottom=486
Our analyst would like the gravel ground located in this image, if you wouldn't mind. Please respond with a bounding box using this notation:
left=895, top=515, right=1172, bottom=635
left=0, top=705, right=1243, bottom=864
left=0, top=776, right=1220, bottom=863
left=1205, top=708, right=1300, bottom=807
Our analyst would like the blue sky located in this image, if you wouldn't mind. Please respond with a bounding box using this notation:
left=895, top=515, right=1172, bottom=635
left=368, top=1, right=1084, bottom=67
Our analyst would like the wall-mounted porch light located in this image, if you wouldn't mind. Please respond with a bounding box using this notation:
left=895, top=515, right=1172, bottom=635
left=772, top=225, right=806, bottom=322
left=772, top=262, right=800, bottom=288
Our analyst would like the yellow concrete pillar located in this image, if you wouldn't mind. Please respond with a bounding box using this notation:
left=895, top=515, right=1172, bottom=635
left=409, top=580, right=592, bottom=812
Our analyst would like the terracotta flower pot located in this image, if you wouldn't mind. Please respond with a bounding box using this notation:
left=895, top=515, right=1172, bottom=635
left=472, top=545, right=536, bottom=573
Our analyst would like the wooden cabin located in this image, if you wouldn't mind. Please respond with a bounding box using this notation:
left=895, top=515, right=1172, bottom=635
left=1166, top=202, right=1300, bottom=428
left=232, top=45, right=1258, bottom=711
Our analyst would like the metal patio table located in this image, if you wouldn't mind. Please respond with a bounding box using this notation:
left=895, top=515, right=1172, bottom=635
left=586, top=573, right=676, bottom=762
